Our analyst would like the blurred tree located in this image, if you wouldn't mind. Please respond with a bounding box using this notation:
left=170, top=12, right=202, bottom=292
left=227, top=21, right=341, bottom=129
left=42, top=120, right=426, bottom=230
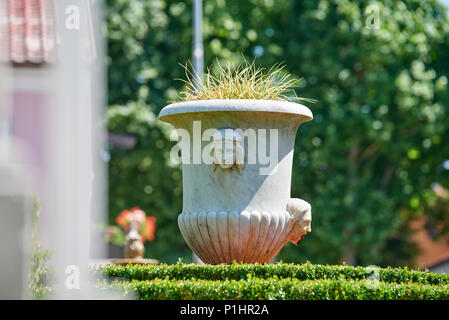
left=106, top=0, right=449, bottom=265
left=107, top=102, right=185, bottom=262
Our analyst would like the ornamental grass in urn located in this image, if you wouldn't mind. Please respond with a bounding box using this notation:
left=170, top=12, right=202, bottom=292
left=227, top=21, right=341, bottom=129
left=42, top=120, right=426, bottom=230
left=159, top=61, right=315, bottom=264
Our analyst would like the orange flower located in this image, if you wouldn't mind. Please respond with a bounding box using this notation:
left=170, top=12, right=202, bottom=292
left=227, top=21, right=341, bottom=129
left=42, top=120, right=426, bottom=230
left=115, top=206, right=146, bottom=227
left=115, top=206, right=156, bottom=243
left=143, top=216, right=156, bottom=242
left=115, top=209, right=130, bottom=226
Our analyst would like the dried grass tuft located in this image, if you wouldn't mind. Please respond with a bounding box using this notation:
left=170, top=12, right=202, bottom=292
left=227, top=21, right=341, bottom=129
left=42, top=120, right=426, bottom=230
left=176, top=60, right=316, bottom=104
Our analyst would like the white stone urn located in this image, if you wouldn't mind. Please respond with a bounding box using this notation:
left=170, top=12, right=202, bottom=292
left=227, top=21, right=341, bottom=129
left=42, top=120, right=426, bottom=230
left=159, top=99, right=313, bottom=264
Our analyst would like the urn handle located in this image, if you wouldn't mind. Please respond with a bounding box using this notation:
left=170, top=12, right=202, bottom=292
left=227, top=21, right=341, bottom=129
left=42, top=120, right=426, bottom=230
left=211, top=128, right=244, bottom=173
left=286, top=198, right=312, bottom=245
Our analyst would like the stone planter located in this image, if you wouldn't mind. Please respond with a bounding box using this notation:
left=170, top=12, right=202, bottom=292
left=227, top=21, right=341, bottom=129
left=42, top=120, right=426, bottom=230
left=159, top=99, right=313, bottom=264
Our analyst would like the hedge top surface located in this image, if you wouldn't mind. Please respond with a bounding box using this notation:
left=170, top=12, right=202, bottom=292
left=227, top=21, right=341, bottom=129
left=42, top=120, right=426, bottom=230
left=96, top=262, right=449, bottom=286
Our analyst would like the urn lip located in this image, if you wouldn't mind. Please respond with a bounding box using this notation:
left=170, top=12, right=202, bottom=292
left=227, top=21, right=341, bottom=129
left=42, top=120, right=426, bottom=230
left=158, top=99, right=313, bottom=122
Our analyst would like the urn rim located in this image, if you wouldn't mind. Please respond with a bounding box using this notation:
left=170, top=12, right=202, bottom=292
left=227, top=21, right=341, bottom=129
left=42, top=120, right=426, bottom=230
left=158, top=99, right=313, bottom=122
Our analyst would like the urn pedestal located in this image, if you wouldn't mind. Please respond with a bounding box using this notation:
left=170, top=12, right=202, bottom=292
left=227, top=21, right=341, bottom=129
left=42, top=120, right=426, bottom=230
left=159, top=99, right=313, bottom=264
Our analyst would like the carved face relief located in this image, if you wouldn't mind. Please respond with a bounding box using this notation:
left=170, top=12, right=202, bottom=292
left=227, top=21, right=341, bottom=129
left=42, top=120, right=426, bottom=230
left=286, top=198, right=312, bottom=245
left=211, top=129, right=244, bottom=173
left=212, top=139, right=236, bottom=169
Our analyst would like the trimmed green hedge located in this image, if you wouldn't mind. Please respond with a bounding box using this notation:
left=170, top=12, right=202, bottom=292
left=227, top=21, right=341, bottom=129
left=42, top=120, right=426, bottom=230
left=97, top=262, right=449, bottom=286
left=99, top=278, right=449, bottom=300
left=95, top=263, right=449, bottom=300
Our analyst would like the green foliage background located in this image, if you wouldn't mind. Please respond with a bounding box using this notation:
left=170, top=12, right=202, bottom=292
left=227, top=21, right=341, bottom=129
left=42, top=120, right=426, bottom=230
left=106, top=0, right=449, bottom=266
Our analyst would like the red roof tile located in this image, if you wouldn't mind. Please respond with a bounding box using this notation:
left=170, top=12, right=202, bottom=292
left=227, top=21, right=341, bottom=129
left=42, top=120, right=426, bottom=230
left=410, top=218, right=449, bottom=269
left=0, top=0, right=55, bottom=65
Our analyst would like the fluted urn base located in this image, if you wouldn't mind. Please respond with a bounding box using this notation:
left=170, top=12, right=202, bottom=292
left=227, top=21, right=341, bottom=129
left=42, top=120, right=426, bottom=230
left=178, top=210, right=291, bottom=264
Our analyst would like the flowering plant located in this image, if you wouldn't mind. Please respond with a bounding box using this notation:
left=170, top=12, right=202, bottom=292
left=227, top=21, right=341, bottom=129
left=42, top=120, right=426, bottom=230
left=105, top=207, right=156, bottom=246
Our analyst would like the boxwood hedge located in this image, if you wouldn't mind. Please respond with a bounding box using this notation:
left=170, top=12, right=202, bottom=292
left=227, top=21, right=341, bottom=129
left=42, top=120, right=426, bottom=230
left=97, top=262, right=449, bottom=285
left=95, top=262, right=449, bottom=300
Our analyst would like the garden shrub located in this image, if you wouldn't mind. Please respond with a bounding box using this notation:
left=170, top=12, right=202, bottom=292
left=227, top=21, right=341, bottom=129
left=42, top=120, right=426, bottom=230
left=29, top=199, right=53, bottom=299
left=95, top=262, right=449, bottom=300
